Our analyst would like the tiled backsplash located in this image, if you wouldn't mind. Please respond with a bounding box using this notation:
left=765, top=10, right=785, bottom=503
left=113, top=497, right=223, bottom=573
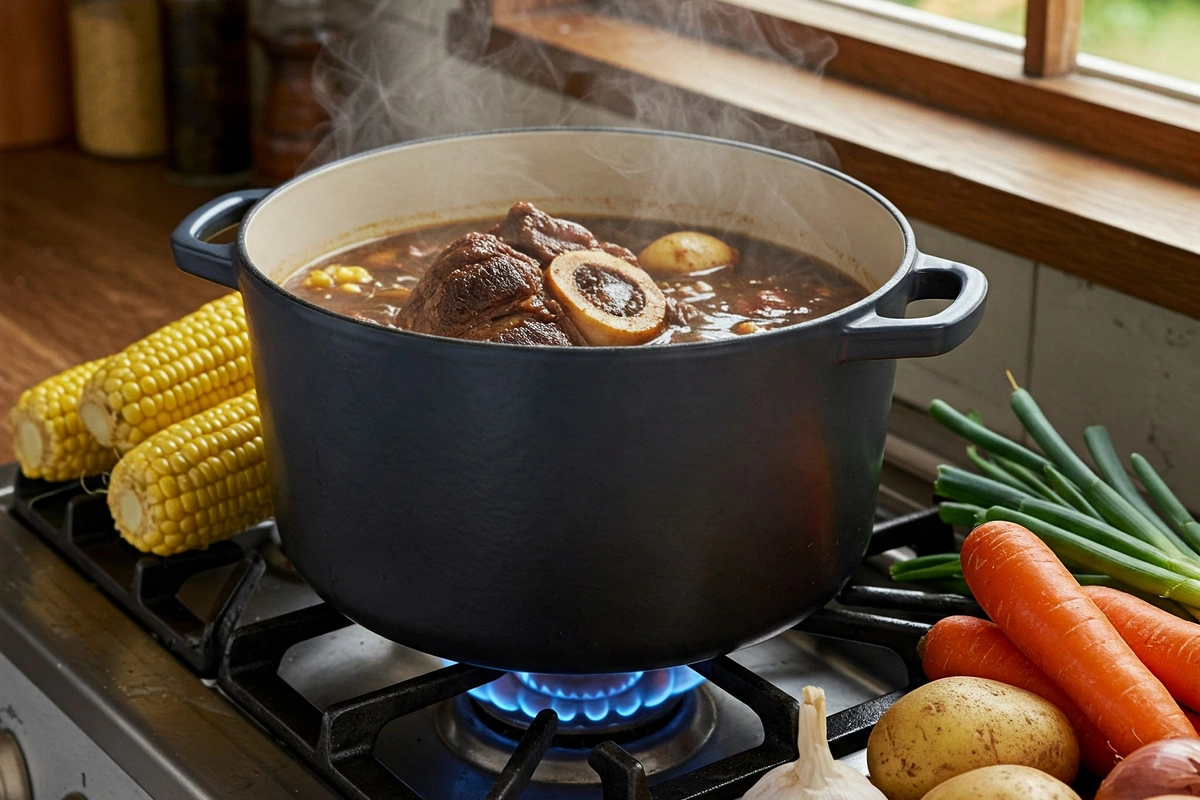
left=389, top=0, right=1198, bottom=512
left=901, top=224, right=1200, bottom=512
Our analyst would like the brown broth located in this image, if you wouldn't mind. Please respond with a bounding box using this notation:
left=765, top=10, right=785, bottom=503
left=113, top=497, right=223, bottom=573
left=285, top=215, right=870, bottom=344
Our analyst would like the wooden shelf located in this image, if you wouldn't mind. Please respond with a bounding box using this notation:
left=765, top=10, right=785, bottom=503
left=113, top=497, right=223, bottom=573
left=456, top=9, right=1200, bottom=320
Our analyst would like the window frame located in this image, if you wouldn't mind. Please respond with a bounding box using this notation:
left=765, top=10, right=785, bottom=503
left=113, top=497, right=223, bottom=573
left=632, top=0, right=1200, bottom=185
left=823, top=0, right=1200, bottom=103
left=455, top=0, right=1200, bottom=319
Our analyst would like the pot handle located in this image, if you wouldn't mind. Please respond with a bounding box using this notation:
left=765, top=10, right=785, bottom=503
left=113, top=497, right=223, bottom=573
left=839, top=254, right=988, bottom=362
left=171, top=189, right=270, bottom=289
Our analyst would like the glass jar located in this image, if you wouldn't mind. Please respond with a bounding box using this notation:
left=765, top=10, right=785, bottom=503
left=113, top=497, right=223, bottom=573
left=159, top=0, right=252, bottom=182
left=68, top=0, right=166, bottom=158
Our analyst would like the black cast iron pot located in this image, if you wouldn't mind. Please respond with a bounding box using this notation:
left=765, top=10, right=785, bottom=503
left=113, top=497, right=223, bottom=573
left=171, top=129, right=987, bottom=674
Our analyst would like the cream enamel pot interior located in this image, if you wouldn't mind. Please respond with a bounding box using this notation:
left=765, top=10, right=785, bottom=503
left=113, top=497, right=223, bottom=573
left=171, top=129, right=987, bottom=674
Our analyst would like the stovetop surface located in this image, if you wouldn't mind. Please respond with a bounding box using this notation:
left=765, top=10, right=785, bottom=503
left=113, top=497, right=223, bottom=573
left=0, top=464, right=339, bottom=800
left=0, top=462, right=945, bottom=799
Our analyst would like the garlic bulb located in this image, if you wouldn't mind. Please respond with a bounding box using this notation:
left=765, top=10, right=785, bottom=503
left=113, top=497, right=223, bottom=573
left=743, top=686, right=888, bottom=800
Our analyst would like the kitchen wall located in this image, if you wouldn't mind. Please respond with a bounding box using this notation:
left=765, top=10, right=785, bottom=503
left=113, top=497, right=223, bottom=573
left=385, top=0, right=1200, bottom=510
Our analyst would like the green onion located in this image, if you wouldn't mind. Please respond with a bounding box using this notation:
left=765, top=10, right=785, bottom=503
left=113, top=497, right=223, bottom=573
left=890, top=553, right=961, bottom=574
left=1043, top=464, right=1101, bottom=518
left=1015, top=498, right=1200, bottom=580
left=1083, top=474, right=1193, bottom=558
left=1071, top=573, right=1117, bottom=585
left=935, top=465, right=1039, bottom=510
left=980, top=506, right=1200, bottom=607
left=938, top=502, right=985, bottom=528
left=1072, top=573, right=1191, bottom=618
left=889, top=561, right=964, bottom=582
left=992, top=455, right=1065, bottom=504
left=929, top=399, right=1050, bottom=473
left=966, top=446, right=1034, bottom=494
left=1009, top=387, right=1095, bottom=489
left=1084, top=426, right=1174, bottom=538
left=1009, top=386, right=1192, bottom=559
left=1131, top=453, right=1200, bottom=554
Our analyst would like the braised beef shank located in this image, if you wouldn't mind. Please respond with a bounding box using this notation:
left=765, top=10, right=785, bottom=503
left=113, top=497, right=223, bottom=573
left=489, top=202, right=638, bottom=267
left=395, top=231, right=580, bottom=346
left=291, top=203, right=870, bottom=345
left=398, top=203, right=651, bottom=346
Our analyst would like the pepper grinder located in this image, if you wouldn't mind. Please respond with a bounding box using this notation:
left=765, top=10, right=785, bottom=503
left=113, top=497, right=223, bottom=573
left=251, top=0, right=340, bottom=183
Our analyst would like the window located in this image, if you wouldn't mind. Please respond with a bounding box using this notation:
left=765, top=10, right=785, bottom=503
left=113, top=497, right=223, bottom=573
left=865, top=0, right=1200, bottom=81
left=880, top=0, right=1026, bottom=36
left=1081, top=0, right=1200, bottom=81
left=457, top=0, right=1200, bottom=321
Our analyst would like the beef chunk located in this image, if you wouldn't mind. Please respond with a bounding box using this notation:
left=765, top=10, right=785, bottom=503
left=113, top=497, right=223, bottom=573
left=396, top=232, right=578, bottom=345
left=489, top=202, right=637, bottom=267
left=461, top=315, right=574, bottom=346
left=664, top=296, right=701, bottom=328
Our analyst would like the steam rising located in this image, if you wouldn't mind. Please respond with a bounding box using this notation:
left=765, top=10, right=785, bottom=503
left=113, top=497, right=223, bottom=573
left=305, top=0, right=839, bottom=169
left=301, top=0, right=857, bottom=282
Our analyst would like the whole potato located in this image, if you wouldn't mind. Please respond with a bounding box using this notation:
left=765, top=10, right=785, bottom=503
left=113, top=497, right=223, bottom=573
left=866, top=677, right=1079, bottom=800
left=637, top=231, right=737, bottom=275
left=920, top=765, right=1081, bottom=800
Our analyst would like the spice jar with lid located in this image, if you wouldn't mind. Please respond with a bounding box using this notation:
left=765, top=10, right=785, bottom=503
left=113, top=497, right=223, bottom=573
left=68, top=0, right=166, bottom=158
left=159, top=0, right=252, bottom=183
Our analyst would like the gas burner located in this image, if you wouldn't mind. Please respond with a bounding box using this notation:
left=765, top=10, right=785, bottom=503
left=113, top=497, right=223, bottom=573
left=4, top=462, right=956, bottom=800
left=435, top=687, right=717, bottom=784
left=467, top=667, right=706, bottom=736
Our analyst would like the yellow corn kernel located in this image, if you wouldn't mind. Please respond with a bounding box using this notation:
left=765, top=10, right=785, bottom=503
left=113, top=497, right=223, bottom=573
left=336, top=283, right=363, bottom=294
left=108, top=391, right=272, bottom=556
left=330, top=265, right=373, bottom=285
left=301, top=270, right=334, bottom=289
left=10, top=358, right=119, bottom=482
left=78, top=293, right=254, bottom=454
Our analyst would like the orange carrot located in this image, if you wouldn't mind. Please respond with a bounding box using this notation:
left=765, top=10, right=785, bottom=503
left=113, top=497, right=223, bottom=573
left=960, top=521, right=1198, bottom=757
left=920, top=614, right=1120, bottom=775
left=1084, top=585, right=1200, bottom=715
left=1184, top=707, right=1200, bottom=733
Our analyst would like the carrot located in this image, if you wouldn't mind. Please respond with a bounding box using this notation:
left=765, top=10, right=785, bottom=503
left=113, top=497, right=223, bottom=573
left=1184, top=707, right=1200, bottom=734
left=960, top=521, right=1198, bottom=757
left=1084, top=585, right=1200, bottom=714
left=920, top=614, right=1120, bottom=775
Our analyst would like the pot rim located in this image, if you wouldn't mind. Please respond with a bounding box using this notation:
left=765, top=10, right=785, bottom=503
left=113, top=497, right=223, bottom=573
left=236, top=126, right=918, bottom=356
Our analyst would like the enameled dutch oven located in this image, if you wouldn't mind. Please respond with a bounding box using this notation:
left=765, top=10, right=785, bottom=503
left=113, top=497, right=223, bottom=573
left=171, top=129, right=987, bottom=674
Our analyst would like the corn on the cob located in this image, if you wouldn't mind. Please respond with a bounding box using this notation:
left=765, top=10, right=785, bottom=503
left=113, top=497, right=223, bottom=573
left=107, top=390, right=272, bottom=556
left=80, top=293, right=254, bottom=454
left=10, top=359, right=119, bottom=482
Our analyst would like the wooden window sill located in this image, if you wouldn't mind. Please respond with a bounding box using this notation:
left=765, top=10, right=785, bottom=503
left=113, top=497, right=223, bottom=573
left=453, top=8, right=1200, bottom=320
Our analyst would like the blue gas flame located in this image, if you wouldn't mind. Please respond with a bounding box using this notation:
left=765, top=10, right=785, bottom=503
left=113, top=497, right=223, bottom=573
left=466, top=667, right=705, bottom=725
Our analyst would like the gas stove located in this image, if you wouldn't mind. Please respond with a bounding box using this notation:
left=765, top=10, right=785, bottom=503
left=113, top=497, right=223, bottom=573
left=0, top=461, right=970, bottom=800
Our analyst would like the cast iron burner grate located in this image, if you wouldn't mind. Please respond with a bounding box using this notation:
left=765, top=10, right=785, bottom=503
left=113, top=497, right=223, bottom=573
left=10, top=468, right=976, bottom=799
left=217, top=509, right=961, bottom=800
left=10, top=473, right=265, bottom=675
left=219, top=602, right=933, bottom=800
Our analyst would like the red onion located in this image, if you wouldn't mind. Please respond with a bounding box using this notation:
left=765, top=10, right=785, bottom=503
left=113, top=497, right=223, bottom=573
left=1096, top=739, right=1200, bottom=800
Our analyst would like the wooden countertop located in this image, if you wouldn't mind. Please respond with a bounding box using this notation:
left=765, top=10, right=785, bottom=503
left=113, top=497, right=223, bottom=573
left=0, top=146, right=231, bottom=460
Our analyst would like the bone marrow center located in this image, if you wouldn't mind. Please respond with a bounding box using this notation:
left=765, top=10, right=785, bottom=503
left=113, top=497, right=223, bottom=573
left=573, top=264, right=647, bottom=317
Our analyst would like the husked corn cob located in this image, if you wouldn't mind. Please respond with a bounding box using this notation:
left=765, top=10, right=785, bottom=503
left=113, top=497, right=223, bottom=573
left=80, top=293, right=254, bottom=454
left=108, top=390, right=272, bottom=556
left=10, top=359, right=119, bottom=482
